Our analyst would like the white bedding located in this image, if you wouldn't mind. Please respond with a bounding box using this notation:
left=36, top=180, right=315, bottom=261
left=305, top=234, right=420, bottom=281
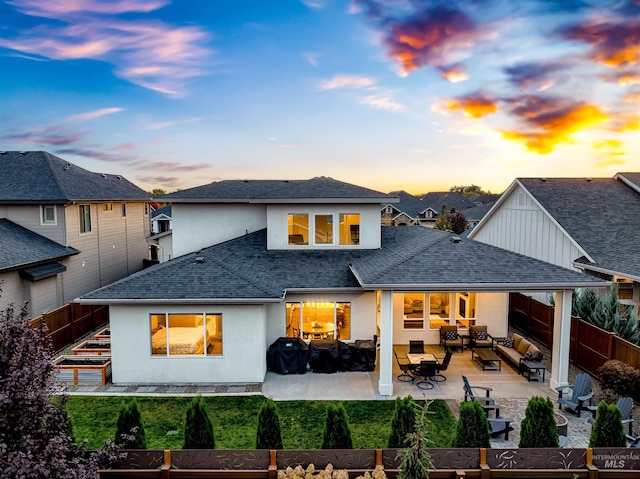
left=151, top=327, right=208, bottom=355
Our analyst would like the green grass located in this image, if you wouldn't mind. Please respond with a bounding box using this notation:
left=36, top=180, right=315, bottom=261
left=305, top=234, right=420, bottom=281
left=66, top=396, right=457, bottom=450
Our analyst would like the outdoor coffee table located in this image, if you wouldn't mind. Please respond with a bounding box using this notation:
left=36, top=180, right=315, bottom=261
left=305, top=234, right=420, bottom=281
left=520, top=360, right=546, bottom=382
left=472, top=348, right=501, bottom=371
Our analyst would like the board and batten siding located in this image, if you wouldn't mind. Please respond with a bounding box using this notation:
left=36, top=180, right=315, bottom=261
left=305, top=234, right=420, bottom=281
left=0, top=204, right=67, bottom=245
left=471, top=185, right=585, bottom=271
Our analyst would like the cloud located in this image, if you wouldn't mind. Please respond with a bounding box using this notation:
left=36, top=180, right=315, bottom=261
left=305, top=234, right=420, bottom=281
left=0, top=0, right=212, bottom=97
left=5, top=126, right=85, bottom=145
left=319, top=74, right=376, bottom=89
left=434, top=93, right=497, bottom=118
left=438, top=64, right=470, bottom=83
left=135, top=161, right=211, bottom=172
left=504, top=61, right=566, bottom=91
left=624, top=90, right=640, bottom=103
left=300, top=0, right=327, bottom=9
left=359, top=94, right=405, bottom=111
left=69, top=107, right=124, bottom=121
left=599, top=70, right=640, bottom=85
left=302, top=51, right=320, bottom=67
left=135, top=175, right=182, bottom=187
left=560, top=19, right=640, bottom=67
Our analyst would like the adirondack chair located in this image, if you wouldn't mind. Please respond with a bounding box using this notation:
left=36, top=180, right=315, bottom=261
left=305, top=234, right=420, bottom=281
left=588, top=397, right=635, bottom=435
left=555, top=373, right=594, bottom=417
left=461, top=375, right=502, bottom=417
left=488, top=417, right=515, bottom=440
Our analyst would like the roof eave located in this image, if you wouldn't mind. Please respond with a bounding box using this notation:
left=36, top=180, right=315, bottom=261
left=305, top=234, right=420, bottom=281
left=75, top=297, right=283, bottom=305
left=573, top=261, right=640, bottom=283
left=355, top=281, right=611, bottom=291
left=0, top=251, right=80, bottom=274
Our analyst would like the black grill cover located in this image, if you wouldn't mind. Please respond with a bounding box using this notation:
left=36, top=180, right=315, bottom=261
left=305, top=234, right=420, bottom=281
left=267, top=337, right=309, bottom=374
left=308, top=339, right=352, bottom=373
left=348, top=339, right=377, bottom=371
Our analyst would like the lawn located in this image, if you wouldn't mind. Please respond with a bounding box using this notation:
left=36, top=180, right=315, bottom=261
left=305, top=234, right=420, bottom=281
left=65, top=395, right=457, bottom=450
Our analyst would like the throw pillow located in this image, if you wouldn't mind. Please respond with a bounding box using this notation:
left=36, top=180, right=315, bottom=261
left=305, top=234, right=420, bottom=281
left=503, top=337, right=514, bottom=348
left=533, top=351, right=543, bottom=361
left=475, top=330, right=488, bottom=340
left=445, top=331, right=458, bottom=340
left=524, top=351, right=532, bottom=360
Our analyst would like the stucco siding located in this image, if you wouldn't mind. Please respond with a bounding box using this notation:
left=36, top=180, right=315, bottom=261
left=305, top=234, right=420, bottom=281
left=0, top=271, right=27, bottom=314
left=29, top=276, right=60, bottom=316
left=1, top=204, right=66, bottom=244
left=109, top=304, right=267, bottom=384
left=471, top=186, right=584, bottom=270
left=266, top=204, right=381, bottom=249
left=172, top=204, right=267, bottom=257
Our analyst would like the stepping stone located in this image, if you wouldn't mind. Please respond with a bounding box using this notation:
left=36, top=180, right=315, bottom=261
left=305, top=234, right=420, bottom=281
left=227, top=386, right=247, bottom=394
left=136, top=386, right=157, bottom=393
left=167, top=387, right=186, bottom=394
left=77, top=386, right=98, bottom=392
left=106, top=386, right=127, bottom=393
left=196, top=386, right=217, bottom=393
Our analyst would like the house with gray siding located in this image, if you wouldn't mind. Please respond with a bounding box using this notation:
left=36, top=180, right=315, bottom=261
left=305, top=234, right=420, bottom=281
left=0, top=151, right=151, bottom=318
left=79, top=177, right=605, bottom=395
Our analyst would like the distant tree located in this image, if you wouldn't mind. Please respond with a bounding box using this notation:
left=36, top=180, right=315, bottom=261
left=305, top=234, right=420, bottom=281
left=446, top=212, right=469, bottom=234
left=149, top=188, right=166, bottom=197
left=115, top=399, right=147, bottom=449
left=388, top=395, right=417, bottom=448
left=0, top=290, right=126, bottom=478
left=256, top=398, right=283, bottom=449
left=449, top=185, right=487, bottom=196
left=183, top=395, right=215, bottom=449
left=519, top=396, right=559, bottom=448
left=452, top=400, right=490, bottom=448
left=434, top=205, right=450, bottom=231
left=589, top=400, right=627, bottom=447
left=322, top=403, right=353, bottom=449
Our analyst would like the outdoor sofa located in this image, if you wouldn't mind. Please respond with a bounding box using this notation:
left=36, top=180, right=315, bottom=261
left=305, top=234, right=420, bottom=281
left=494, top=332, right=542, bottom=369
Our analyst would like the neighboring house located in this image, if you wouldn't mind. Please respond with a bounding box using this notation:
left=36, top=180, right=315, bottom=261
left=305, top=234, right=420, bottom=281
left=381, top=190, right=421, bottom=226
left=79, top=176, right=605, bottom=395
left=469, top=173, right=640, bottom=314
left=418, top=191, right=476, bottom=227
left=0, top=151, right=151, bottom=317
left=148, top=205, right=173, bottom=263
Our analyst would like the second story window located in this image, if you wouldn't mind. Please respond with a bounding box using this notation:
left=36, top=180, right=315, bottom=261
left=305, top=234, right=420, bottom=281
left=339, top=214, right=360, bottom=245
left=102, top=203, right=113, bottom=212
left=314, top=215, right=333, bottom=244
left=121, top=204, right=127, bottom=217
left=288, top=214, right=309, bottom=245
left=41, top=205, right=56, bottom=225
left=79, top=204, right=92, bottom=234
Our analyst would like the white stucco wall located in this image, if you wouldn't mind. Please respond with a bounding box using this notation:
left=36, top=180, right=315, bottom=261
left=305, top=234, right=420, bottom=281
left=266, top=204, right=382, bottom=249
left=172, top=203, right=267, bottom=257
left=108, top=303, right=267, bottom=384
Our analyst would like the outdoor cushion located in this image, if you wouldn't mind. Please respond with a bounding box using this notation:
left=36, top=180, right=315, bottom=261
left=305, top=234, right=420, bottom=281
left=512, top=333, right=524, bottom=350
left=516, top=338, right=532, bottom=355
left=445, top=331, right=458, bottom=340
left=475, top=330, right=488, bottom=340
left=502, top=337, right=514, bottom=348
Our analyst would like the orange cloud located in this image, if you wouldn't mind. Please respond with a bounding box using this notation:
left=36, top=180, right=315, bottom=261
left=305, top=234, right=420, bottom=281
left=436, top=93, right=497, bottom=118
left=561, top=20, right=640, bottom=67
left=624, top=91, right=640, bottom=103
left=438, top=64, right=470, bottom=83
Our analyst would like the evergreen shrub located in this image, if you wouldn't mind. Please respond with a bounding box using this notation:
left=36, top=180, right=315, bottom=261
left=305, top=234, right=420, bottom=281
left=518, top=396, right=559, bottom=448
left=115, top=399, right=147, bottom=449
left=452, top=400, right=490, bottom=448
left=256, top=398, right=283, bottom=449
left=321, top=403, right=353, bottom=449
left=388, top=395, right=417, bottom=448
left=589, top=400, right=627, bottom=447
left=183, top=395, right=215, bottom=449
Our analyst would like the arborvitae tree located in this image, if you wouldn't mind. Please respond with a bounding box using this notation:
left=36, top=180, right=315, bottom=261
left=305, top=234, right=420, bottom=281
left=321, top=403, right=353, bottom=449
left=452, top=400, right=491, bottom=448
left=434, top=205, right=450, bottom=231
left=388, top=395, right=417, bottom=448
left=256, top=398, right=283, bottom=449
left=398, top=400, right=434, bottom=479
left=589, top=401, right=627, bottom=447
left=518, top=396, right=559, bottom=448
left=0, top=295, right=125, bottom=478
left=115, top=399, right=147, bottom=449
left=183, top=395, right=215, bottom=449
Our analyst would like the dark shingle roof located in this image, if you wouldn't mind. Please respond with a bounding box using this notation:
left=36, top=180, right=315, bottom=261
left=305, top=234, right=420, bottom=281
left=617, top=172, right=640, bottom=193
left=0, top=151, right=150, bottom=204
left=0, top=219, right=79, bottom=272
left=386, top=190, right=425, bottom=218
left=152, top=205, right=172, bottom=219
left=81, top=226, right=604, bottom=302
left=420, top=191, right=475, bottom=214
left=162, top=177, right=394, bottom=203
left=518, top=177, right=640, bottom=279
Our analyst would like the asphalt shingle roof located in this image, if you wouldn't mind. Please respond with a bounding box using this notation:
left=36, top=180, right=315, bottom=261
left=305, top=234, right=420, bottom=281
left=420, top=191, right=475, bottom=214
left=152, top=205, right=172, bottom=219
left=162, top=177, right=394, bottom=202
left=82, top=226, right=604, bottom=302
left=386, top=190, right=425, bottom=218
left=0, top=219, right=79, bottom=272
left=518, top=177, right=640, bottom=280
left=0, top=151, right=150, bottom=204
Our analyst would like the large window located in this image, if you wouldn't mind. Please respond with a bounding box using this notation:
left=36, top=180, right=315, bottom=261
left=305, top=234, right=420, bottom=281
left=150, top=313, right=222, bottom=357
left=79, top=204, right=92, bottom=234
left=403, top=293, right=425, bottom=329
left=315, top=214, right=333, bottom=244
left=41, top=205, right=56, bottom=225
left=429, top=293, right=451, bottom=329
left=339, top=214, right=360, bottom=245
left=288, top=214, right=309, bottom=245
left=286, top=302, right=351, bottom=341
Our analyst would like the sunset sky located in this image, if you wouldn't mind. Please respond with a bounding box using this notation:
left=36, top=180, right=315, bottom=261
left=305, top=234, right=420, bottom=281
left=1, top=0, right=639, bottom=194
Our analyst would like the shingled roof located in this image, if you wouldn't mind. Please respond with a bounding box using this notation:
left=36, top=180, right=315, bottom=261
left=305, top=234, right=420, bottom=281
left=162, top=177, right=396, bottom=203
left=0, top=219, right=79, bottom=272
left=80, top=226, right=604, bottom=303
left=517, top=177, right=640, bottom=281
left=0, top=151, right=150, bottom=204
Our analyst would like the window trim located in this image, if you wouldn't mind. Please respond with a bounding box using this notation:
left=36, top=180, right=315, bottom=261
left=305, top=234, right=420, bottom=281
left=102, top=203, right=113, bottom=213
left=41, top=205, right=57, bottom=225
left=121, top=203, right=127, bottom=217
left=78, top=204, right=92, bottom=234
left=286, top=301, right=351, bottom=341
left=149, top=312, right=222, bottom=358
left=288, top=212, right=360, bottom=247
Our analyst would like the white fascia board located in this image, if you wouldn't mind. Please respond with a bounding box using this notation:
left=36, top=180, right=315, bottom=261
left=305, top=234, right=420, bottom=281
left=249, top=197, right=399, bottom=204
left=75, top=297, right=283, bottom=305
left=355, top=281, right=611, bottom=291
left=573, top=261, right=640, bottom=283
left=614, top=173, right=640, bottom=194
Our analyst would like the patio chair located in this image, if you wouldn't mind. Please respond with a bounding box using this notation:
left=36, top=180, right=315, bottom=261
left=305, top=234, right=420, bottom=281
left=440, top=325, right=463, bottom=351
left=588, top=397, right=635, bottom=436
left=433, top=348, right=453, bottom=382
left=409, top=340, right=424, bottom=354
left=488, top=416, right=515, bottom=440
left=415, top=360, right=438, bottom=390
left=394, top=349, right=415, bottom=382
left=461, top=375, right=502, bottom=417
left=555, top=373, right=594, bottom=417
left=469, top=325, right=493, bottom=349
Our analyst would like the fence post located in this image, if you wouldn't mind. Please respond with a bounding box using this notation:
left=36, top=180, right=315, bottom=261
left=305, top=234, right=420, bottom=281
left=160, top=450, right=171, bottom=479
left=268, top=450, right=277, bottom=479
left=479, top=448, right=490, bottom=479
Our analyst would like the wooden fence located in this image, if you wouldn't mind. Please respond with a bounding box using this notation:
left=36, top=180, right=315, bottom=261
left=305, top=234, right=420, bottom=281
left=509, top=292, right=640, bottom=378
left=99, top=447, right=640, bottom=478
left=28, top=302, right=108, bottom=352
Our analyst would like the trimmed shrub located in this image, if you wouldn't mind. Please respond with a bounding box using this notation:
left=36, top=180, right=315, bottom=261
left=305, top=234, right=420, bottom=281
left=256, top=398, right=283, bottom=449
left=388, top=395, right=417, bottom=448
left=321, top=403, right=353, bottom=449
left=183, top=395, right=215, bottom=449
left=115, top=399, right=147, bottom=449
left=518, top=396, right=559, bottom=448
left=597, top=360, right=640, bottom=399
left=452, top=400, right=490, bottom=448
left=589, top=401, right=627, bottom=447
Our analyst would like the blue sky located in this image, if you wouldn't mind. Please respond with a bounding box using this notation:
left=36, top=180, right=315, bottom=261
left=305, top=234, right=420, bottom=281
left=1, top=0, right=639, bottom=194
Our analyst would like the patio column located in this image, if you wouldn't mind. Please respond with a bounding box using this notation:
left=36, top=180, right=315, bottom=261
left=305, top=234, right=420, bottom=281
left=550, top=289, right=572, bottom=391
left=378, top=289, right=394, bottom=396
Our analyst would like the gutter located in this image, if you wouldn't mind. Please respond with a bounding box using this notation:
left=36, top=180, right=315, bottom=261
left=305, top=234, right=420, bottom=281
left=354, top=281, right=611, bottom=291
left=573, top=261, right=640, bottom=284
left=74, top=297, right=284, bottom=305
